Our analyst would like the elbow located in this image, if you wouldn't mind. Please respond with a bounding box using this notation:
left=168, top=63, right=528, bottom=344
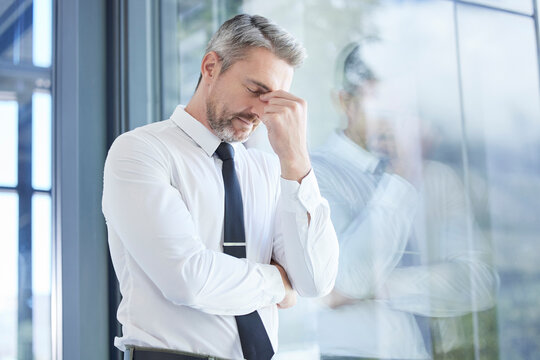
left=304, top=232, right=340, bottom=298
left=159, top=278, right=199, bottom=307
left=314, top=274, right=338, bottom=297
left=157, top=254, right=208, bottom=307
left=295, top=260, right=339, bottom=298
left=470, top=264, right=500, bottom=311
left=296, top=277, right=336, bottom=298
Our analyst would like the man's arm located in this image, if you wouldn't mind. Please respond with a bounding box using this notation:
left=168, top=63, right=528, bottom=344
left=376, top=163, right=499, bottom=316
left=259, top=91, right=340, bottom=297
left=325, top=172, right=418, bottom=301
left=271, top=260, right=297, bottom=309
left=102, top=132, right=287, bottom=316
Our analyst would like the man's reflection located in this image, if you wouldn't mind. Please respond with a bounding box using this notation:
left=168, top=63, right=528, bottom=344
left=311, top=43, right=499, bottom=360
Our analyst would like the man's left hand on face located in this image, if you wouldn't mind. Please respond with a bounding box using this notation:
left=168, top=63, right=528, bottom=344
left=260, top=90, right=311, bottom=183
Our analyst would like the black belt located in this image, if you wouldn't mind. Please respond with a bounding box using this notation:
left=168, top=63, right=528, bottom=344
left=124, top=346, right=232, bottom=360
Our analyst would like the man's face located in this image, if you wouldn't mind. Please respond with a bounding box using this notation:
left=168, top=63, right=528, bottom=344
left=205, top=47, right=294, bottom=142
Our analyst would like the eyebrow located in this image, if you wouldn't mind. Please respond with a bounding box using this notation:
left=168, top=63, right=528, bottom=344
left=246, top=79, right=272, bottom=93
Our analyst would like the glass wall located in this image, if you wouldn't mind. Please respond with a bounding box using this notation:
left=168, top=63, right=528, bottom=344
left=0, top=0, right=53, bottom=359
left=124, top=0, right=540, bottom=359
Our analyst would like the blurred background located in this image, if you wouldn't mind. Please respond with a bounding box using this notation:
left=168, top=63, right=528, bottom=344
left=1, top=0, right=539, bottom=359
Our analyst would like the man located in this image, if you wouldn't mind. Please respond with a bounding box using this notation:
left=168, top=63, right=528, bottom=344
left=102, top=14, right=339, bottom=360
left=311, top=43, right=498, bottom=359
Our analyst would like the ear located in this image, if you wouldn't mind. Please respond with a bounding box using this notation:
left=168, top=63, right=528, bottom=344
left=200, top=51, right=222, bottom=85
left=331, top=89, right=345, bottom=112
left=334, top=90, right=355, bottom=119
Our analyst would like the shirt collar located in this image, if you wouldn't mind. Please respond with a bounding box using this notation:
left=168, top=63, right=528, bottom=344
left=325, top=130, right=380, bottom=173
left=170, top=105, right=243, bottom=157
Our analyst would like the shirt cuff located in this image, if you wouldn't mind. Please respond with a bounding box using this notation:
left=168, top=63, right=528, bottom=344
left=280, top=169, right=322, bottom=214
left=258, top=263, right=286, bottom=304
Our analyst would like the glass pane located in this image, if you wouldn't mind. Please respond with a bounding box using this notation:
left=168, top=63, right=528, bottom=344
left=155, top=1, right=540, bottom=359
left=32, top=0, right=52, bottom=67
left=0, top=192, right=19, bottom=360
left=158, top=0, right=242, bottom=116
left=464, top=0, right=533, bottom=15
left=32, top=193, right=52, bottom=360
left=32, top=91, right=52, bottom=191
left=0, top=0, right=34, bottom=64
left=1, top=0, right=54, bottom=359
left=0, top=100, right=18, bottom=187
left=458, top=4, right=540, bottom=360
left=245, top=1, right=499, bottom=358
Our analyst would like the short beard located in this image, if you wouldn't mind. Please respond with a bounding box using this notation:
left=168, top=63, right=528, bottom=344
left=206, top=97, right=257, bottom=143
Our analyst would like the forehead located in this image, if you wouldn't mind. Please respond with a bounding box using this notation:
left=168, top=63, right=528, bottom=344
left=227, top=47, right=294, bottom=91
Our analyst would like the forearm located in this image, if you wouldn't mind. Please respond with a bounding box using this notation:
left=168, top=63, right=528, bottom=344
left=107, top=214, right=286, bottom=316
left=272, top=170, right=339, bottom=298
left=377, top=258, right=499, bottom=317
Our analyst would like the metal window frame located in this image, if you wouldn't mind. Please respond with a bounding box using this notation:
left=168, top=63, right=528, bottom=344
left=53, top=0, right=109, bottom=359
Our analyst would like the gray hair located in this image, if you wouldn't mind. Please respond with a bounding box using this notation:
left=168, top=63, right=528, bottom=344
left=206, top=14, right=306, bottom=73
left=335, top=42, right=377, bottom=95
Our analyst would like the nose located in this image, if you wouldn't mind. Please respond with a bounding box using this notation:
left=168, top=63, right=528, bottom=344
left=250, top=98, right=267, bottom=119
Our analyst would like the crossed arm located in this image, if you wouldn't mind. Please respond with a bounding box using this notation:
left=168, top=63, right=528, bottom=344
left=102, top=132, right=338, bottom=316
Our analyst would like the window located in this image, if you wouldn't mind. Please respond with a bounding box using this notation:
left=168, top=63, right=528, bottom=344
left=124, top=0, right=540, bottom=358
left=0, top=0, right=53, bottom=359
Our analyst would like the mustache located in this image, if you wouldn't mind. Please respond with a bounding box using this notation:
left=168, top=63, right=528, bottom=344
left=230, top=112, right=258, bottom=123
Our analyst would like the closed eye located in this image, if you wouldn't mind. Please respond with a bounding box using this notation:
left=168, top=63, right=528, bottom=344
left=247, top=87, right=264, bottom=96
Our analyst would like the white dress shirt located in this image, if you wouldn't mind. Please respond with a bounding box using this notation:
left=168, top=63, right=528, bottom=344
left=102, top=106, right=339, bottom=359
left=311, top=131, right=498, bottom=359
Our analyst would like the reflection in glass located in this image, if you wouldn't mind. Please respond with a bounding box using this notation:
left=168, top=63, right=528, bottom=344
left=32, top=92, right=52, bottom=191
left=175, top=0, right=242, bottom=105
left=309, top=2, right=499, bottom=358
left=458, top=5, right=540, bottom=359
left=157, top=1, right=540, bottom=359
left=32, top=0, right=52, bottom=68
left=0, top=192, right=19, bottom=360
left=0, top=100, right=18, bottom=187
left=32, top=193, right=52, bottom=360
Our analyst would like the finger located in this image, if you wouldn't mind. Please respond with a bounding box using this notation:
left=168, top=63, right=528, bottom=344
left=260, top=112, right=279, bottom=125
left=266, top=97, right=299, bottom=108
left=267, top=97, right=298, bottom=106
left=262, top=104, right=289, bottom=114
left=260, top=89, right=303, bottom=103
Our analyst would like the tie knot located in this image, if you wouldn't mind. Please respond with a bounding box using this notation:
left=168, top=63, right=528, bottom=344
left=215, top=142, right=235, bottom=161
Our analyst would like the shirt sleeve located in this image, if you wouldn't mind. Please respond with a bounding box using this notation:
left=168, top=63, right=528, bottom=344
left=102, top=132, right=285, bottom=316
left=376, top=258, right=499, bottom=317
left=331, top=174, right=419, bottom=299
left=271, top=169, right=340, bottom=298
left=376, top=164, right=499, bottom=316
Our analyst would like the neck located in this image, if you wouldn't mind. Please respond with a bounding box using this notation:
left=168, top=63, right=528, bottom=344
left=344, top=125, right=367, bottom=149
left=185, top=89, right=213, bottom=134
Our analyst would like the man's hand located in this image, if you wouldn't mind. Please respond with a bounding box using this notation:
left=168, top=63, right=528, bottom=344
left=260, top=91, right=311, bottom=183
left=271, top=260, right=297, bottom=309
left=366, top=118, right=421, bottom=186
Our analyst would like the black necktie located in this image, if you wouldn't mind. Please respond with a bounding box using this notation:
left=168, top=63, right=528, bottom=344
left=215, top=142, right=275, bottom=360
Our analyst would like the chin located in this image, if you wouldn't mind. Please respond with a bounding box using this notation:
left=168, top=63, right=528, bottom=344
left=232, top=132, right=250, bottom=143
left=232, top=126, right=253, bottom=142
